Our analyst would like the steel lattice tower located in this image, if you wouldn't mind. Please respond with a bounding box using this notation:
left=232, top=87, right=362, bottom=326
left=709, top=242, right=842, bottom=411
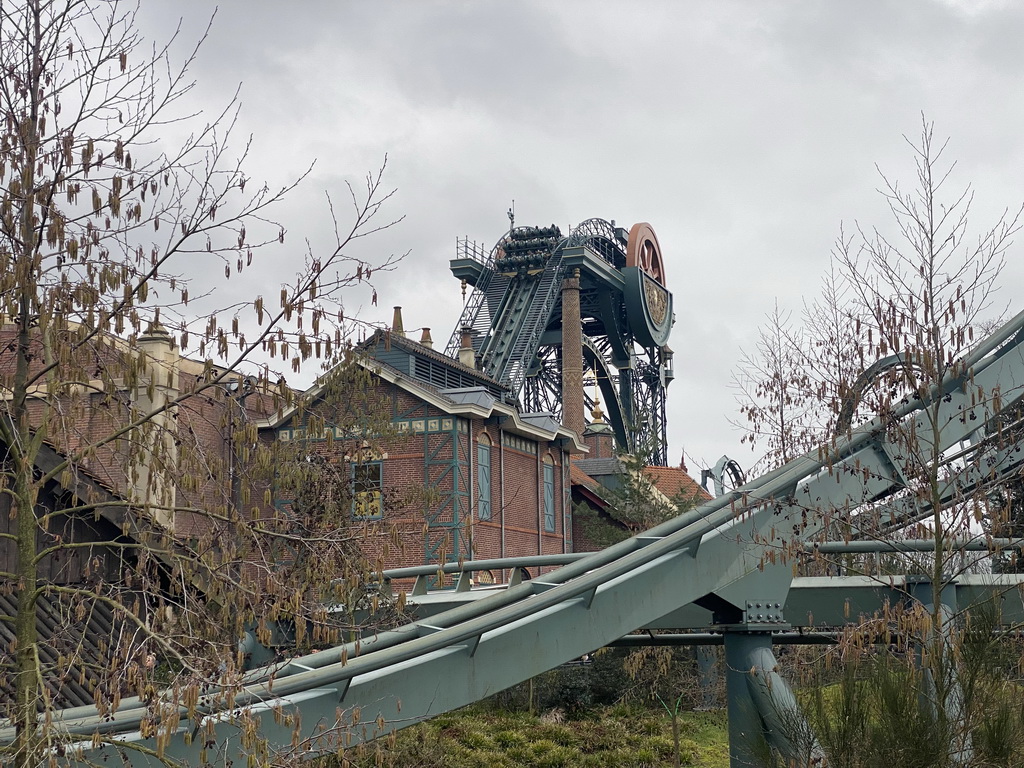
left=446, top=218, right=674, bottom=465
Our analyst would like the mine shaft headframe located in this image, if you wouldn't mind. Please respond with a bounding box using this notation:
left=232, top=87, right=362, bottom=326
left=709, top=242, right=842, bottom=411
left=550, top=217, right=674, bottom=464
left=447, top=217, right=675, bottom=466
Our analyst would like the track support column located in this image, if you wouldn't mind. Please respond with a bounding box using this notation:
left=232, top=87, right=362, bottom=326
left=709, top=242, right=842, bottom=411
left=696, top=646, right=720, bottom=708
left=723, top=630, right=824, bottom=767
left=724, top=632, right=771, bottom=767
left=908, top=578, right=972, bottom=767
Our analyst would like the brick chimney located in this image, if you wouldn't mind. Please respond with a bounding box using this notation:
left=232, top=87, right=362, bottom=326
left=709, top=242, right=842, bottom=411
left=392, top=306, right=406, bottom=337
left=132, top=316, right=180, bottom=530
left=561, top=269, right=585, bottom=436
left=458, top=327, right=476, bottom=369
left=420, top=327, right=433, bottom=349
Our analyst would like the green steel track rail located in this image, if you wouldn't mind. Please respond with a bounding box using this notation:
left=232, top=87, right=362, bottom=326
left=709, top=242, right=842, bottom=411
left=401, top=565, right=1024, bottom=632
left=10, top=310, right=1024, bottom=765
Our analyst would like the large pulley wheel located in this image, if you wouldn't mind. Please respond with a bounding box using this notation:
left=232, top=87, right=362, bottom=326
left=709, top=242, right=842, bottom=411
left=623, top=222, right=672, bottom=349
left=626, top=222, right=666, bottom=285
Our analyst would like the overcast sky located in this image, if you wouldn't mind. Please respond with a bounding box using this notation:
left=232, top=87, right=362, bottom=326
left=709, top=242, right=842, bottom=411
left=136, top=0, right=1024, bottom=479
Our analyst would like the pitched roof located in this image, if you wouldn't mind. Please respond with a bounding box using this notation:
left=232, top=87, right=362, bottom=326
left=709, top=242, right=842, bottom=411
left=643, top=465, right=712, bottom=503
left=0, top=591, right=143, bottom=709
left=570, top=463, right=609, bottom=508
left=569, top=458, right=710, bottom=504
left=257, top=333, right=589, bottom=453
left=361, top=329, right=509, bottom=393
left=572, top=457, right=623, bottom=478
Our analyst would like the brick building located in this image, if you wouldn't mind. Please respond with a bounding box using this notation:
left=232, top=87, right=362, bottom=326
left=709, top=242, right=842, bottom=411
left=0, top=319, right=286, bottom=708
left=1, top=312, right=706, bottom=584
left=1, top=311, right=707, bottom=578
left=258, top=325, right=587, bottom=575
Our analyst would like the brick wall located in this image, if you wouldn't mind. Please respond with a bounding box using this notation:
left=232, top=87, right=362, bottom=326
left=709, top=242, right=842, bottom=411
left=468, top=425, right=570, bottom=576
left=0, top=318, right=575, bottom=583
left=270, top=375, right=573, bottom=578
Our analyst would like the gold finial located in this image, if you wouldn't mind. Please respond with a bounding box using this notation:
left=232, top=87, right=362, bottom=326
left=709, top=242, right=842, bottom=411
left=590, top=378, right=605, bottom=423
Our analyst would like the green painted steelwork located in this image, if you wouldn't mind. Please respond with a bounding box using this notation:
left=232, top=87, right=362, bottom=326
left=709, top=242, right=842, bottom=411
left=392, top=393, right=470, bottom=568
left=12, top=308, right=1024, bottom=767
left=376, top=536, right=1024, bottom=583
left=723, top=633, right=826, bottom=765
left=446, top=219, right=673, bottom=464
left=401, top=571, right=1024, bottom=632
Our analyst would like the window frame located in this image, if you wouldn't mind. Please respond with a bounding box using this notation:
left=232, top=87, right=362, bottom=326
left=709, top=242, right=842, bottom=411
left=350, top=459, right=384, bottom=520
left=477, top=434, right=492, bottom=521
left=542, top=454, right=555, bottom=533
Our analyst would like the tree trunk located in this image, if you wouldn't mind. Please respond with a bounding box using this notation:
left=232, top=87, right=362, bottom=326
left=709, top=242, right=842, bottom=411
left=12, top=3, right=44, bottom=763
left=12, top=303, right=42, bottom=766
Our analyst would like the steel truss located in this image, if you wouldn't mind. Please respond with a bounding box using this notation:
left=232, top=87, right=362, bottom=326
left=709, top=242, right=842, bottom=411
left=449, top=218, right=672, bottom=464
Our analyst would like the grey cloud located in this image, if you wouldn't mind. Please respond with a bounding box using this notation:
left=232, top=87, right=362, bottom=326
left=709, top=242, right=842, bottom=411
left=131, top=0, right=1024, bottom=470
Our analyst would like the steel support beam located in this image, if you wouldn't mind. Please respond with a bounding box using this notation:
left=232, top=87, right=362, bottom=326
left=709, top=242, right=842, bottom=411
left=909, top=579, right=973, bottom=767
left=723, top=632, right=824, bottom=767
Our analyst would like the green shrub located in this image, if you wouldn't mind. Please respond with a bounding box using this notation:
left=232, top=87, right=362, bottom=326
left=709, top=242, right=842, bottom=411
left=367, top=704, right=729, bottom=767
left=493, top=729, right=527, bottom=748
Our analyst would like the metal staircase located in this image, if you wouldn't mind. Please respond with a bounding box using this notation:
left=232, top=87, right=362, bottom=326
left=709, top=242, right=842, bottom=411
left=447, top=228, right=568, bottom=400
left=445, top=238, right=499, bottom=357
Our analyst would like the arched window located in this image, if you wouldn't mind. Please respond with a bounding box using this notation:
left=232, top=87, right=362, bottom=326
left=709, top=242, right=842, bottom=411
left=542, top=453, right=555, bottom=532
left=477, top=433, right=492, bottom=521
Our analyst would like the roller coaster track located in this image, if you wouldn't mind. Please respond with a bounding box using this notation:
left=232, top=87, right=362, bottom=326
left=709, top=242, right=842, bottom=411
left=12, top=310, right=1024, bottom=766
left=478, top=249, right=566, bottom=392
left=445, top=231, right=567, bottom=396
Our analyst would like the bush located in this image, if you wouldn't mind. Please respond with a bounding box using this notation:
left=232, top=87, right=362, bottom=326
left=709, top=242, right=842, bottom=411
left=348, top=705, right=730, bottom=768
left=486, top=645, right=721, bottom=716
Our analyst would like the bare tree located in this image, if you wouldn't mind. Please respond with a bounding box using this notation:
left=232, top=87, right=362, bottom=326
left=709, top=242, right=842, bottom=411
left=735, top=118, right=1024, bottom=765
left=0, top=2, right=403, bottom=765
